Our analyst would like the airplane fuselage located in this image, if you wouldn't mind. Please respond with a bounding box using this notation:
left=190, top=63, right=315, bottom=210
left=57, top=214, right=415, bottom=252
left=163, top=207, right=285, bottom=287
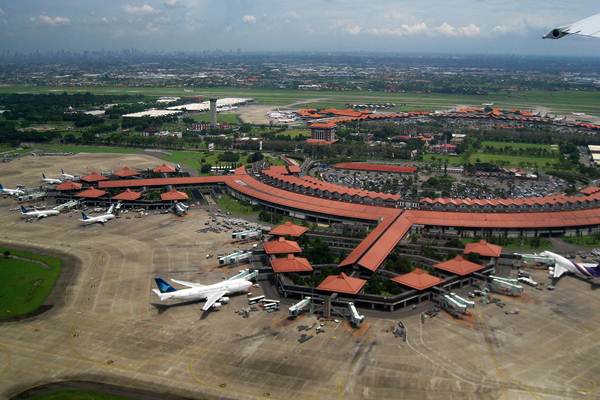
left=156, top=279, right=252, bottom=302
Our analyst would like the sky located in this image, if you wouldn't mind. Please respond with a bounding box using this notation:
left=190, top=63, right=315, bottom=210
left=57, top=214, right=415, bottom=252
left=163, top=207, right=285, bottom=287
left=0, top=0, right=599, bottom=56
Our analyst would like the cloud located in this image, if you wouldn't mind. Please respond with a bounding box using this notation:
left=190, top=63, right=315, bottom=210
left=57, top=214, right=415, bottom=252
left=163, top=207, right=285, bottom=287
left=36, top=15, right=71, bottom=26
left=242, top=15, right=256, bottom=24
left=0, top=7, right=5, bottom=16
left=436, top=22, right=481, bottom=37
left=163, top=0, right=183, bottom=8
left=344, top=25, right=362, bottom=35
left=367, top=22, right=429, bottom=37
left=124, top=4, right=158, bottom=15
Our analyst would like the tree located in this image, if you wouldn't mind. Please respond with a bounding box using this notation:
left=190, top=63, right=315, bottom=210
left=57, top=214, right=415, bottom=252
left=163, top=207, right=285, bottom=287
left=200, top=163, right=212, bottom=174
left=3, top=250, right=10, bottom=258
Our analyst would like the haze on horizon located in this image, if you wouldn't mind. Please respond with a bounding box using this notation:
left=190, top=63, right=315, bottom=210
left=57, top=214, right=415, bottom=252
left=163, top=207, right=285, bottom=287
left=0, top=0, right=599, bottom=57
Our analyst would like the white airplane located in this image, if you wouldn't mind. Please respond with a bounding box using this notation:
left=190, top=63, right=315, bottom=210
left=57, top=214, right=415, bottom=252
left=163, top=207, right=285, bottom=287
left=539, top=251, right=600, bottom=281
left=41, top=173, right=62, bottom=185
left=19, top=205, right=59, bottom=219
left=59, top=168, right=75, bottom=181
left=79, top=204, right=116, bottom=225
left=544, top=13, right=600, bottom=39
left=0, top=184, right=25, bottom=197
left=152, top=275, right=253, bottom=311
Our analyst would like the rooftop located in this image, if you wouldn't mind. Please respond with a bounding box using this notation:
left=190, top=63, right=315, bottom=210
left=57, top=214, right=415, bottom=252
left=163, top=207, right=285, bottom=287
left=80, top=172, right=108, bottom=183
left=433, top=255, right=484, bottom=276
left=114, top=166, right=139, bottom=178
left=112, top=189, right=142, bottom=201
left=270, top=255, right=313, bottom=273
left=75, top=187, right=107, bottom=199
left=153, top=163, right=177, bottom=174
left=464, top=240, right=502, bottom=258
left=317, top=272, right=366, bottom=295
left=263, top=237, right=302, bottom=255
left=269, top=221, right=309, bottom=237
left=391, top=268, right=443, bottom=291
left=56, top=181, right=82, bottom=191
left=309, top=122, right=336, bottom=129
left=160, top=190, right=188, bottom=201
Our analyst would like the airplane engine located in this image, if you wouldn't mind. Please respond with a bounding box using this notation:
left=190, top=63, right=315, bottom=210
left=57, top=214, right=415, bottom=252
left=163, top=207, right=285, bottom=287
left=218, top=297, right=230, bottom=304
left=548, top=28, right=568, bottom=39
left=212, top=302, right=222, bottom=310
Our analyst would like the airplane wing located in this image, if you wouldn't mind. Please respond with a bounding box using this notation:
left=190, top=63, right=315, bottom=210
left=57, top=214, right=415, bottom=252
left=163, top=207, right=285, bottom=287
left=170, top=279, right=206, bottom=288
left=544, top=13, right=600, bottom=39
left=202, top=290, right=227, bottom=311
left=552, top=264, right=569, bottom=279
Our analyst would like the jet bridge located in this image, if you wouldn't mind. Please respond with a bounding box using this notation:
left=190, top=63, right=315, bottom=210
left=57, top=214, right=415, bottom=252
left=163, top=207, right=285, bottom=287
left=231, top=229, right=262, bottom=241
left=288, top=297, right=312, bottom=317
left=439, top=292, right=474, bottom=317
left=489, top=275, right=524, bottom=296
left=218, top=250, right=252, bottom=265
left=348, top=302, right=365, bottom=328
left=54, top=200, right=79, bottom=212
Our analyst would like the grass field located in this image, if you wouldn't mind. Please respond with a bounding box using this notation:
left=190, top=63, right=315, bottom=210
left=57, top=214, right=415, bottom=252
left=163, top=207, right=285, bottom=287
left=214, top=193, right=255, bottom=216
left=277, top=129, right=310, bottom=139
left=480, top=141, right=559, bottom=153
left=25, top=389, right=129, bottom=400
left=468, top=153, right=559, bottom=168
left=2, top=85, right=599, bottom=115
left=422, top=154, right=466, bottom=166
left=0, top=247, right=62, bottom=320
left=563, top=235, right=600, bottom=247
left=30, top=144, right=144, bottom=155
left=191, top=112, right=240, bottom=124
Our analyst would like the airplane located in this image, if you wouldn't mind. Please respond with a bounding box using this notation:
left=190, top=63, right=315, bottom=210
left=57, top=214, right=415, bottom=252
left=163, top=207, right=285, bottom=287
left=19, top=205, right=59, bottom=219
left=544, top=13, right=600, bottom=39
left=0, top=184, right=25, bottom=197
left=152, top=275, right=253, bottom=311
left=59, top=168, right=75, bottom=180
left=79, top=203, right=117, bottom=225
left=41, top=173, right=62, bottom=185
left=539, top=250, right=600, bottom=281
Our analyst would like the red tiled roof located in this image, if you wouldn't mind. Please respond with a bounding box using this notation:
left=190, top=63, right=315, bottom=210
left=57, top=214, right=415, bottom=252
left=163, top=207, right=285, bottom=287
left=356, top=214, right=413, bottom=272
left=75, top=187, right=107, bottom=199
left=580, top=186, right=600, bottom=196
left=309, top=122, right=336, bottom=129
left=391, top=268, right=443, bottom=290
left=464, top=240, right=502, bottom=258
left=334, top=162, right=417, bottom=174
left=305, top=139, right=336, bottom=145
left=263, top=237, right=302, bottom=255
left=269, top=221, right=309, bottom=237
left=160, top=190, right=188, bottom=201
left=319, top=108, right=369, bottom=118
left=153, top=163, right=177, bottom=174
left=433, top=255, right=484, bottom=276
left=80, top=172, right=108, bottom=183
left=98, top=176, right=227, bottom=189
left=317, top=272, right=366, bottom=295
left=339, top=214, right=400, bottom=267
left=56, top=181, right=82, bottom=191
left=112, top=189, right=142, bottom=201
left=114, top=166, right=139, bottom=178
left=288, top=165, right=301, bottom=174
left=270, top=255, right=313, bottom=273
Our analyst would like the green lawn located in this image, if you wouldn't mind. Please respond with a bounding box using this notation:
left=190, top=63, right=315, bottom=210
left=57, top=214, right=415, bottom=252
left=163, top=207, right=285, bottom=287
left=277, top=129, right=310, bottom=139
left=2, top=85, right=599, bottom=114
left=24, top=389, right=129, bottom=400
left=563, top=235, right=600, bottom=247
left=29, top=144, right=143, bottom=155
left=214, top=193, right=255, bottom=216
left=0, top=247, right=63, bottom=319
left=422, top=154, right=465, bottom=166
left=480, top=141, right=559, bottom=153
left=191, top=112, right=240, bottom=124
left=468, top=152, right=558, bottom=168
left=164, top=150, right=249, bottom=173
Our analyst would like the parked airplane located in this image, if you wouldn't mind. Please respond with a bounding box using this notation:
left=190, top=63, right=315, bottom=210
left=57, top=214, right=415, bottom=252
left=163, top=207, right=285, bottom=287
left=19, top=205, right=59, bottom=219
left=152, top=275, right=253, bottom=311
left=544, top=13, right=600, bottom=39
left=79, top=204, right=117, bottom=225
left=539, top=251, right=600, bottom=281
left=0, top=184, right=25, bottom=197
left=59, top=168, right=75, bottom=180
left=41, top=173, right=62, bottom=185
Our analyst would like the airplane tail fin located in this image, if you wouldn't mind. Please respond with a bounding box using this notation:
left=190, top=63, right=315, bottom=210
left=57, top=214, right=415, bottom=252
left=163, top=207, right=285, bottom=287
left=80, top=211, right=90, bottom=220
left=107, top=204, right=115, bottom=214
left=61, top=168, right=64, bottom=174
left=152, top=288, right=169, bottom=301
left=155, top=277, right=177, bottom=293
left=20, top=205, right=29, bottom=214
left=0, top=183, right=3, bottom=190
left=42, top=173, right=46, bottom=179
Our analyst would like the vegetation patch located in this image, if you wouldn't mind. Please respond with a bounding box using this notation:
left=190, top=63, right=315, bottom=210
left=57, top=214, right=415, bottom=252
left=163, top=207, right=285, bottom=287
left=0, top=247, right=62, bottom=320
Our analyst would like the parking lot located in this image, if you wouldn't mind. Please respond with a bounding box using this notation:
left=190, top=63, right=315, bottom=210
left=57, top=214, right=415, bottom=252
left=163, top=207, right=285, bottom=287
left=1, top=154, right=600, bottom=399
